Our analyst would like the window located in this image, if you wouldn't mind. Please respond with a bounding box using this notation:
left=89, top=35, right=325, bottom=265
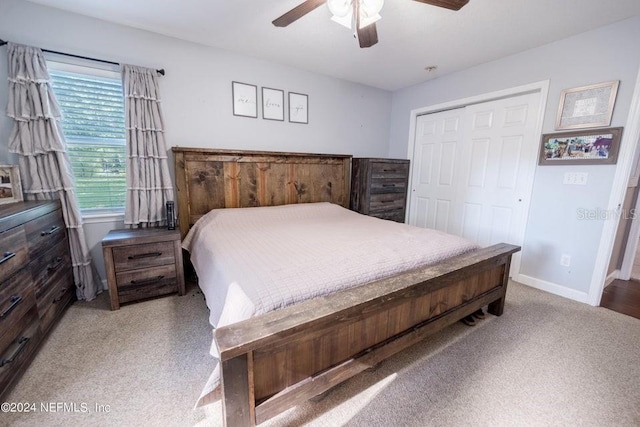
left=48, top=61, right=126, bottom=213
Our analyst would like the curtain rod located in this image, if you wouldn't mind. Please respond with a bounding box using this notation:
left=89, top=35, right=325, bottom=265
left=0, top=39, right=165, bottom=76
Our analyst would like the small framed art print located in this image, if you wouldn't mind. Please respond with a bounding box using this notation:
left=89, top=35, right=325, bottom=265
left=288, top=92, right=308, bottom=124
left=232, top=81, right=258, bottom=118
left=262, top=87, right=285, bottom=121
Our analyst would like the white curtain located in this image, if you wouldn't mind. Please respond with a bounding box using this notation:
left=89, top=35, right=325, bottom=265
left=121, top=64, right=174, bottom=227
left=6, top=42, right=101, bottom=301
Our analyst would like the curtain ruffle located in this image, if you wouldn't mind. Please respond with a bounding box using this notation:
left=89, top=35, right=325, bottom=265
left=7, top=80, right=62, bottom=121
left=126, top=98, right=165, bottom=131
left=7, top=43, right=53, bottom=82
left=8, top=119, right=67, bottom=154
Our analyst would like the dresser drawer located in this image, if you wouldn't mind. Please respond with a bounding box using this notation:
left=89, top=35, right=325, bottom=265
left=25, top=209, right=66, bottom=261
left=370, top=209, right=405, bottom=223
left=369, top=193, right=406, bottom=212
left=112, top=241, right=176, bottom=272
left=38, top=272, right=74, bottom=333
left=0, top=270, right=36, bottom=348
left=30, top=239, right=72, bottom=301
left=0, top=313, right=41, bottom=395
left=370, top=178, right=407, bottom=194
left=371, top=161, right=409, bottom=180
left=0, top=226, right=28, bottom=284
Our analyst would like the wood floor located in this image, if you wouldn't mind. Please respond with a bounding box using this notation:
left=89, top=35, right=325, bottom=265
left=601, top=279, right=640, bottom=320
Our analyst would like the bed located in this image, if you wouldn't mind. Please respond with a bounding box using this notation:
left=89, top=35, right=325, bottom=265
left=173, top=147, right=520, bottom=426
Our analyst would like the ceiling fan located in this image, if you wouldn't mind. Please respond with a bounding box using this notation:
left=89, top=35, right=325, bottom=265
left=272, top=0, right=470, bottom=48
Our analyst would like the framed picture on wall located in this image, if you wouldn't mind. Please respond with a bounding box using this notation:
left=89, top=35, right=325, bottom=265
left=232, top=81, right=258, bottom=118
left=539, top=127, right=623, bottom=165
left=288, top=92, right=308, bottom=124
left=0, top=165, right=23, bottom=205
left=262, top=87, right=285, bottom=121
left=556, top=81, right=619, bottom=130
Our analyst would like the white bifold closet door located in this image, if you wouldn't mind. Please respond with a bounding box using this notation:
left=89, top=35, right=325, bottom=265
left=409, top=92, right=542, bottom=273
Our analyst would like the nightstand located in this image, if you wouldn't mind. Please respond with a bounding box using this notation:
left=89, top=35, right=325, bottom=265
left=102, top=228, right=185, bottom=310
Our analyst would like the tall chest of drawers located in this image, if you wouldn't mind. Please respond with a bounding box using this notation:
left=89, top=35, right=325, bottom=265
left=350, top=158, right=410, bottom=223
left=0, top=200, right=75, bottom=397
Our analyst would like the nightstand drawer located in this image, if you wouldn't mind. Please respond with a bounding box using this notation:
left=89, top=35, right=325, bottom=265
left=369, top=193, right=406, bottom=212
left=116, top=264, right=178, bottom=304
left=25, top=209, right=66, bottom=261
left=116, top=264, right=177, bottom=290
left=0, top=226, right=28, bottom=284
left=112, top=241, right=176, bottom=272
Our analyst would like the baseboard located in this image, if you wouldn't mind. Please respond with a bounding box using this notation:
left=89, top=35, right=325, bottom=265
left=605, top=270, right=620, bottom=287
left=514, top=274, right=589, bottom=304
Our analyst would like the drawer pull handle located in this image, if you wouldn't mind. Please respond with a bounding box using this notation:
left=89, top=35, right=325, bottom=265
left=382, top=184, right=396, bottom=187
left=381, top=200, right=394, bottom=203
left=0, top=296, right=22, bottom=319
left=0, top=252, right=16, bottom=265
left=47, top=257, right=64, bottom=272
left=130, top=275, right=165, bottom=286
left=128, top=252, right=162, bottom=260
left=41, top=225, right=61, bottom=236
left=53, top=288, right=68, bottom=303
left=382, top=169, right=397, bottom=173
left=1, top=336, right=30, bottom=367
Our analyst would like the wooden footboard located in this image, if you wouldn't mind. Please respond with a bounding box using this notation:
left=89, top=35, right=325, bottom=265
left=216, top=243, right=520, bottom=426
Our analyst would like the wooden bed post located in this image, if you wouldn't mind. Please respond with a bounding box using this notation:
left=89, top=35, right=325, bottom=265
left=487, top=255, right=512, bottom=317
left=221, top=351, right=256, bottom=427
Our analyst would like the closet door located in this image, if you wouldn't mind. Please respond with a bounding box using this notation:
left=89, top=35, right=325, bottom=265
left=409, top=92, right=542, bottom=273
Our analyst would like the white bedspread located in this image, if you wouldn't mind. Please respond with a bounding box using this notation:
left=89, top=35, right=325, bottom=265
left=182, top=202, right=478, bottom=405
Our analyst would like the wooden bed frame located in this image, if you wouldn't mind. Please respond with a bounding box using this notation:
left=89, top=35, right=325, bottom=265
left=172, top=147, right=520, bottom=427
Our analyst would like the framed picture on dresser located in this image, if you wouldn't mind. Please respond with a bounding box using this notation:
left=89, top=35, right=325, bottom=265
left=0, top=165, right=23, bottom=205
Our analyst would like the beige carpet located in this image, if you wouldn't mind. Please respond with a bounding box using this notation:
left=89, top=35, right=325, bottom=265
left=3, top=281, right=640, bottom=427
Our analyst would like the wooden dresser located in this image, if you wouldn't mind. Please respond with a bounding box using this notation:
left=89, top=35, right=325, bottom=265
left=350, top=158, right=410, bottom=223
left=0, top=200, right=74, bottom=397
left=102, top=228, right=185, bottom=310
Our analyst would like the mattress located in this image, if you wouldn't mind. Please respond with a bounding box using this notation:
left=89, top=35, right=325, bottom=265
left=182, top=202, right=478, bottom=405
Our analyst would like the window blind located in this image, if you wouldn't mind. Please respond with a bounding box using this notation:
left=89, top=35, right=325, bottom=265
left=49, top=68, right=126, bottom=211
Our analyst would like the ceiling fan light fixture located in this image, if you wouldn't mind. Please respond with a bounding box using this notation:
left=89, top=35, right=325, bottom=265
left=360, top=0, right=384, bottom=16
left=327, top=0, right=352, bottom=18
left=328, top=0, right=383, bottom=30
left=358, top=13, right=381, bottom=29
left=330, top=11, right=354, bottom=29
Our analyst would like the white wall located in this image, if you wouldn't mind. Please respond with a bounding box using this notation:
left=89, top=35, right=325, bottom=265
left=0, top=0, right=392, bottom=284
left=389, top=16, right=640, bottom=297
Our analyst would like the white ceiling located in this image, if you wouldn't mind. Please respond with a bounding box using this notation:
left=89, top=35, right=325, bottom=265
left=25, top=0, right=640, bottom=91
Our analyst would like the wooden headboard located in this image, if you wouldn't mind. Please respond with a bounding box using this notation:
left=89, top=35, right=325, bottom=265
left=172, top=147, right=352, bottom=238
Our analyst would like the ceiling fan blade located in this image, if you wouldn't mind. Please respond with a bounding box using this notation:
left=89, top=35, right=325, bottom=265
left=357, top=23, right=378, bottom=48
left=272, top=0, right=327, bottom=27
left=412, top=0, right=470, bottom=11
